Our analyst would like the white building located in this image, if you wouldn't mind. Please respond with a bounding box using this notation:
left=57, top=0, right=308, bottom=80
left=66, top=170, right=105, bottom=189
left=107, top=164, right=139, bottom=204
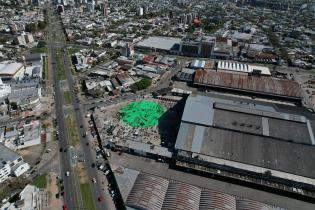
left=217, top=61, right=271, bottom=76
left=0, top=78, right=11, bottom=98
left=0, top=61, right=25, bottom=81
left=3, top=120, right=41, bottom=150
left=17, top=120, right=41, bottom=149
left=0, top=143, right=30, bottom=183
left=14, top=33, right=35, bottom=46
left=1, top=184, right=43, bottom=210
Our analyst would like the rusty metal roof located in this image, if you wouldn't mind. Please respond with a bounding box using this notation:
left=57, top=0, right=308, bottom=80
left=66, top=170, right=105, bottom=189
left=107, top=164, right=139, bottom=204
left=126, top=173, right=282, bottom=210
left=194, top=70, right=302, bottom=99
left=126, top=173, right=169, bottom=210
left=162, top=181, right=201, bottom=210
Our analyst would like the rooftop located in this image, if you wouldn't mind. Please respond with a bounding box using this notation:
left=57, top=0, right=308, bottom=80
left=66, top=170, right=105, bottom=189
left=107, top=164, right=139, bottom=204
left=0, top=143, right=20, bottom=168
left=194, top=70, right=302, bottom=100
left=126, top=173, right=284, bottom=210
left=175, top=94, right=315, bottom=185
left=136, top=36, right=181, bottom=51
left=217, top=61, right=271, bottom=75
left=0, top=61, right=23, bottom=76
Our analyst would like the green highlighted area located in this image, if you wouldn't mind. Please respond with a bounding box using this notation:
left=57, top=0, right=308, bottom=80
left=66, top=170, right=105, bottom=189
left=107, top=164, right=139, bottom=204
left=120, top=100, right=166, bottom=128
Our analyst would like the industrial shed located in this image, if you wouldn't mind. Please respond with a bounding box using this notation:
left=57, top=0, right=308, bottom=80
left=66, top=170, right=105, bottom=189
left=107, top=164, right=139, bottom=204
left=193, top=70, right=302, bottom=102
left=175, top=94, right=315, bottom=189
left=125, top=173, right=282, bottom=210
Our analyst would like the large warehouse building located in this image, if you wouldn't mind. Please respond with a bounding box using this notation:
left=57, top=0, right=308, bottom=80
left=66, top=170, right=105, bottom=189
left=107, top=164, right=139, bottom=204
left=135, top=36, right=181, bottom=54
left=193, top=70, right=303, bottom=102
left=125, top=173, right=283, bottom=210
left=174, top=94, right=315, bottom=199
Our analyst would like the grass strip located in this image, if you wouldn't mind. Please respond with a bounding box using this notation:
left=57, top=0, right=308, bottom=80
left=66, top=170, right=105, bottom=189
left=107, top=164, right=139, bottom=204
left=65, top=114, right=80, bottom=146
left=63, top=90, right=72, bottom=105
left=80, top=183, right=96, bottom=210
left=32, top=173, right=47, bottom=189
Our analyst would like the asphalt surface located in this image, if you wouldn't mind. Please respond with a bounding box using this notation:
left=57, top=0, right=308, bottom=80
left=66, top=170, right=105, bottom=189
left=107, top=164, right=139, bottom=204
left=46, top=6, right=113, bottom=210
left=47, top=8, right=84, bottom=210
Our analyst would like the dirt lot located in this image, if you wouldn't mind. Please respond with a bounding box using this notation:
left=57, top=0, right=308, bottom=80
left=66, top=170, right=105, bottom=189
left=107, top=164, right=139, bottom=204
left=17, top=144, right=45, bottom=167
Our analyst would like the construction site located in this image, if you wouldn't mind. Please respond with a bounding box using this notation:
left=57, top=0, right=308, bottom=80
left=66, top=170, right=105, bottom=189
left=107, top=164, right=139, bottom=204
left=93, top=97, right=184, bottom=156
left=119, top=100, right=166, bottom=128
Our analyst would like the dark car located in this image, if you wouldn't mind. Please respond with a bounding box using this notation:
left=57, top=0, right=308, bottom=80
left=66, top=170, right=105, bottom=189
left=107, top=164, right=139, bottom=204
left=91, top=163, right=96, bottom=168
left=64, top=148, right=67, bottom=152
left=59, top=148, right=63, bottom=152
left=97, top=196, right=102, bottom=202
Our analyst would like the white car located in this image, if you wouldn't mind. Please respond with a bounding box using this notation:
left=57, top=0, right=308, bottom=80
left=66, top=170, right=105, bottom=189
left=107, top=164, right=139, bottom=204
left=98, top=164, right=104, bottom=170
left=66, top=171, right=70, bottom=177
left=92, top=178, right=96, bottom=183
left=106, top=152, right=111, bottom=157
left=104, top=170, right=110, bottom=176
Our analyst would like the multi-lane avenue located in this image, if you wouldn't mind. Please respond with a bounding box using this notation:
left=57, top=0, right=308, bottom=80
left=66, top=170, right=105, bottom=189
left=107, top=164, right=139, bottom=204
left=47, top=5, right=113, bottom=210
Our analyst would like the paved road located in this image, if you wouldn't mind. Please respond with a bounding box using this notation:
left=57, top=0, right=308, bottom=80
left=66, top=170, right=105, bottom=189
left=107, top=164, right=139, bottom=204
left=61, top=47, right=112, bottom=210
left=48, top=6, right=114, bottom=210
left=47, top=8, right=84, bottom=210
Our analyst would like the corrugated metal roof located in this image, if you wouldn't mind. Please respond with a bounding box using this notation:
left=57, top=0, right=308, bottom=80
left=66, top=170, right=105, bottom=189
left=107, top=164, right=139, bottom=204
left=126, top=173, right=282, bottom=210
left=236, top=198, right=272, bottom=210
left=126, top=173, right=169, bottom=210
left=200, top=190, right=236, bottom=210
left=162, top=181, right=201, bottom=210
left=175, top=94, right=315, bottom=180
left=194, top=70, right=302, bottom=99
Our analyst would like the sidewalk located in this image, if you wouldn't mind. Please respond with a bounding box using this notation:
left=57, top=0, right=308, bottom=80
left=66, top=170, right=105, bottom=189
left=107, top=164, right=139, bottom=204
left=44, top=172, right=63, bottom=210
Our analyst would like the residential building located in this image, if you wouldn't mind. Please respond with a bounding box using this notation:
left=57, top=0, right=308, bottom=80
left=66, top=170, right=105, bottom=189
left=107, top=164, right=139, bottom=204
left=0, top=143, right=30, bottom=183
left=1, top=184, right=45, bottom=210
left=0, top=61, right=25, bottom=81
